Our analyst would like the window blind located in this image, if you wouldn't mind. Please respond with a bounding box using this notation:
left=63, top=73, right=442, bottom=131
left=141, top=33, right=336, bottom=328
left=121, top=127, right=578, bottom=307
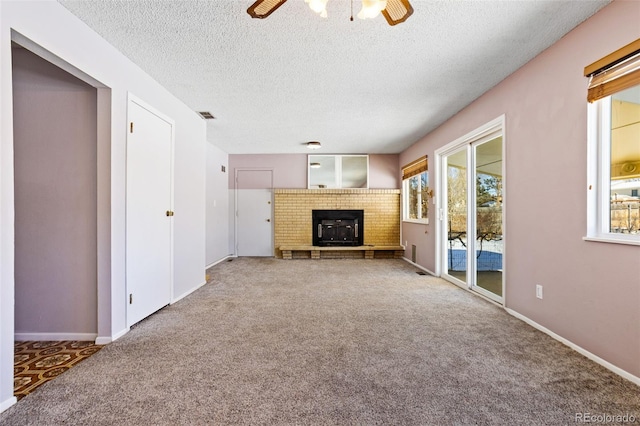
left=402, top=156, right=427, bottom=180
left=585, top=38, right=640, bottom=103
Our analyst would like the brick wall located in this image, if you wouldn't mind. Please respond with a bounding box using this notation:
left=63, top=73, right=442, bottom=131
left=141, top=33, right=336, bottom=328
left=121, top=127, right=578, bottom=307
left=274, top=189, right=400, bottom=258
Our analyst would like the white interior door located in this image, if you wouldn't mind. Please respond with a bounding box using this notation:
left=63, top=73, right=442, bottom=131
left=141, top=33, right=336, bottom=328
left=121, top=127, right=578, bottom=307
left=236, top=170, right=273, bottom=256
left=126, top=98, right=173, bottom=326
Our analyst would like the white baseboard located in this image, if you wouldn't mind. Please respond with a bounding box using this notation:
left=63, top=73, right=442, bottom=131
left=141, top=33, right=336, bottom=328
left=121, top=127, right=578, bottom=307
left=506, top=308, right=640, bottom=387
left=111, top=328, right=129, bottom=342
left=14, top=332, right=98, bottom=342
left=94, top=326, right=130, bottom=345
left=401, top=257, right=436, bottom=276
left=174, top=255, right=235, bottom=304
left=172, top=280, right=206, bottom=304
left=206, top=255, right=234, bottom=270
left=94, top=336, right=112, bottom=345
left=0, top=396, right=17, bottom=414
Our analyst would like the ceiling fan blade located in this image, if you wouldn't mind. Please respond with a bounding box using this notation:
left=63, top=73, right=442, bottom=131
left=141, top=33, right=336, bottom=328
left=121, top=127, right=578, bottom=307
left=247, top=0, right=289, bottom=19
left=381, top=0, right=414, bottom=26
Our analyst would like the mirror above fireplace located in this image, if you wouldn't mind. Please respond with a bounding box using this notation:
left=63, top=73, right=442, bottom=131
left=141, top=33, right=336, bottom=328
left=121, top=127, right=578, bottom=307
left=308, top=155, right=368, bottom=189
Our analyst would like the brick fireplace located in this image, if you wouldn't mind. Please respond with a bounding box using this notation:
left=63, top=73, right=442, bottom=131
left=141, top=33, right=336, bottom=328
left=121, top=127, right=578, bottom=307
left=274, top=189, right=401, bottom=258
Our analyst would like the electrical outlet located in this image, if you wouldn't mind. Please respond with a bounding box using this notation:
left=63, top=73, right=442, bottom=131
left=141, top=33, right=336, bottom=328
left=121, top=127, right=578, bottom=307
left=536, top=285, right=543, bottom=299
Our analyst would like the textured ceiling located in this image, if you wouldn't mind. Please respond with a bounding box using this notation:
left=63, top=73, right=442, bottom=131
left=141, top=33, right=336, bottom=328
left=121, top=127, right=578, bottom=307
left=58, top=0, right=609, bottom=154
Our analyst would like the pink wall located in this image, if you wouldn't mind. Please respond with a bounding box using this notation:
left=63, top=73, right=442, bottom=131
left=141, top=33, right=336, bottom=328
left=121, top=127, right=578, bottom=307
left=13, top=47, right=97, bottom=335
left=228, top=154, right=308, bottom=189
left=229, top=154, right=399, bottom=189
left=369, top=154, right=400, bottom=189
left=400, top=1, right=640, bottom=378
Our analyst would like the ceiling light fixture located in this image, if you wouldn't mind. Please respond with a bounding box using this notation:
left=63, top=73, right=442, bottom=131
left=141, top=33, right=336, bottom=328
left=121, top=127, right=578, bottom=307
left=358, top=0, right=386, bottom=20
left=307, top=141, right=322, bottom=149
left=247, top=0, right=413, bottom=26
left=310, top=162, right=322, bottom=168
left=305, top=0, right=328, bottom=18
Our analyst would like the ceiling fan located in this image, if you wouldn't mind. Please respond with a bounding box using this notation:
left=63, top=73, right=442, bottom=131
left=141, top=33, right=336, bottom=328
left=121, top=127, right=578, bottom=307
left=247, top=0, right=413, bottom=26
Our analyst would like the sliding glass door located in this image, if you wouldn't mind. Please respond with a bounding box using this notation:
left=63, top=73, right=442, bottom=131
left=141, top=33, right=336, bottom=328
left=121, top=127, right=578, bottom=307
left=473, top=136, right=503, bottom=300
left=439, top=120, right=504, bottom=304
left=445, top=148, right=468, bottom=284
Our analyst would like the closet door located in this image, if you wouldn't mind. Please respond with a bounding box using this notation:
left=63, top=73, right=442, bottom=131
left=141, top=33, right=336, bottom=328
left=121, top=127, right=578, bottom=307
left=126, top=98, right=173, bottom=326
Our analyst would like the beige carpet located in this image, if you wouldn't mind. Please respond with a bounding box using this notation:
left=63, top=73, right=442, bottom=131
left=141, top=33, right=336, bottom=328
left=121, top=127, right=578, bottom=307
left=1, top=258, right=639, bottom=425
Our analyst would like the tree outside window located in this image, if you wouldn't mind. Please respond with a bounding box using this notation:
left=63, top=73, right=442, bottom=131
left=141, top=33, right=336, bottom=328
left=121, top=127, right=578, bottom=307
left=405, top=171, right=429, bottom=221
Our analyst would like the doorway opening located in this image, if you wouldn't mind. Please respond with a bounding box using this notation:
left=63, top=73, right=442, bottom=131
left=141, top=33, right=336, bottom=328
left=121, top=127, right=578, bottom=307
left=10, top=33, right=112, bottom=400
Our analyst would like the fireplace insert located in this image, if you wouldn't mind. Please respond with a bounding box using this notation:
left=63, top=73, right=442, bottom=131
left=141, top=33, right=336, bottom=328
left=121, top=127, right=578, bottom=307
left=312, top=210, right=364, bottom=246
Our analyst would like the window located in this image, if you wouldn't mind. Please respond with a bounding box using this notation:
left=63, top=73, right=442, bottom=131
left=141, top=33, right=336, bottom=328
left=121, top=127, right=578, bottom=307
left=402, top=156, right=430, bottom=223
left=585, top=38, right=640, bottom=245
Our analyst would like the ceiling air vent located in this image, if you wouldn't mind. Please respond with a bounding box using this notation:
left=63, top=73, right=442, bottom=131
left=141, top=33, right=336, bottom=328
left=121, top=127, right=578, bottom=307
left=197, top=111, right=215, bottom=120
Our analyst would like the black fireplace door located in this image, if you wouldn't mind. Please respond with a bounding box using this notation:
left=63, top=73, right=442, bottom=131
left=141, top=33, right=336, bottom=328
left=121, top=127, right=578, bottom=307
left=312, top=210, right=364, bottom=246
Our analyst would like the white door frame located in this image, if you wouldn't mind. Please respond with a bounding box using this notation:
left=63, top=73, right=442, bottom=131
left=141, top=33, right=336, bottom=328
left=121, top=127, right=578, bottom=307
left=435, top=115, right=506, bottom=304
left=234, top=168, right=274, bottom=256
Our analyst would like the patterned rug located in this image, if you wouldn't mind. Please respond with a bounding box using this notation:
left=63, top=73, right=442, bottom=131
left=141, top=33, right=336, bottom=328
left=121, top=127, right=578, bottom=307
left=14, top=341, right=103, bottom=400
